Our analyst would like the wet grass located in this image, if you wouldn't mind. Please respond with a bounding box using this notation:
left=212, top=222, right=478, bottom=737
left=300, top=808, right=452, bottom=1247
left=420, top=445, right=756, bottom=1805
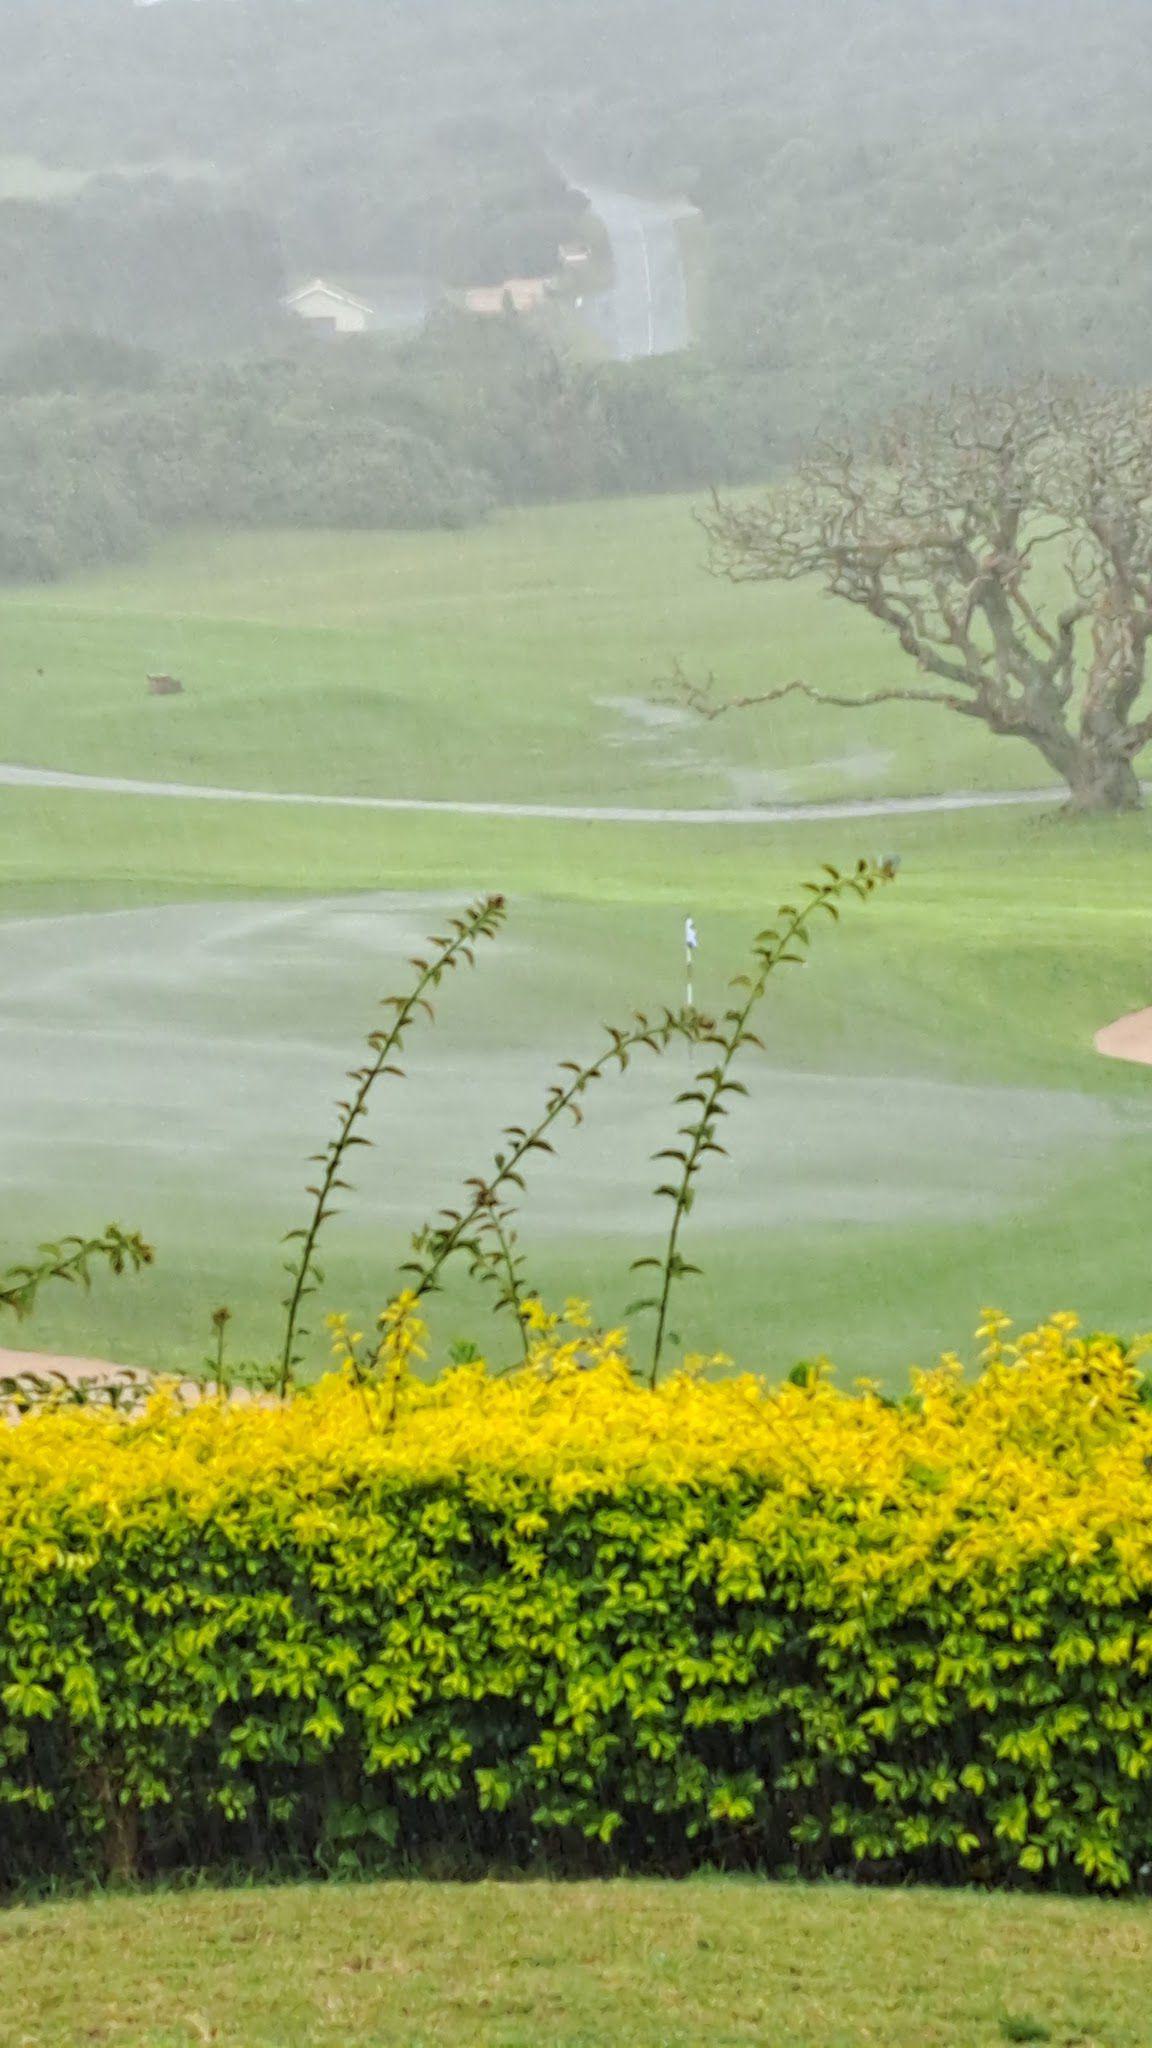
left=3, top=1879, right=1151, bottom=2048
left=1, top=782, right=1150, bottom=1379
left=1, top=503, right=1151, bottom=1380
left=0, top=497, right=1061, bottom=807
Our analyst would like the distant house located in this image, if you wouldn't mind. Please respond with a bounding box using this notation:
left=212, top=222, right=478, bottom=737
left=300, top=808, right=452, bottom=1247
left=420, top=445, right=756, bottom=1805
left=284, top=279, right=375, bottom=335
left=558, top=241, right=591, bottom=268
left=284, top=277, right=432, bottom=338
left=458, top=276, right=553, bottom=317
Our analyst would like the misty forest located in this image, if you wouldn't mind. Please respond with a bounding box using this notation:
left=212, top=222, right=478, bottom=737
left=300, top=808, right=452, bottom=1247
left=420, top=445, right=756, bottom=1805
left=2, top=0, right=1152, bottom=574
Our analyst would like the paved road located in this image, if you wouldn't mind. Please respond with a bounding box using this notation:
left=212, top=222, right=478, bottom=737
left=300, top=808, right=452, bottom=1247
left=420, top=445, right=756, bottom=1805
left=567, top=176, right=697, bottom=361
left=0, top=761, right=1067, bottom=826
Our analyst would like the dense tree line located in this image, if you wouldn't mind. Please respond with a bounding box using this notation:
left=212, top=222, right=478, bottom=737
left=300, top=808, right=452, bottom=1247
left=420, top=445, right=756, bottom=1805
left=0, top=318, right=776, bottom=582
left=0, top=179, right=286, bottom=353
left=0, top=156, right=586, bottom=356
left=0, top=3, right=592, bottom=337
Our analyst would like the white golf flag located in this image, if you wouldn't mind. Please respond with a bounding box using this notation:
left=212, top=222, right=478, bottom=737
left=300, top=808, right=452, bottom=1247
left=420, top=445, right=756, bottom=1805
left=684, top=917, right=698, bottom=952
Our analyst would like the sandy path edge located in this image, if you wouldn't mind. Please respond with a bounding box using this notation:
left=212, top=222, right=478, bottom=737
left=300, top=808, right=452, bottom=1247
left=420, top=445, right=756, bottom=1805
left=0, top=1350, right=262, bottom=1407
left=0, top=1347, right=142, bottom=1386
left=1095, top=1008, right=1152, bottom=1067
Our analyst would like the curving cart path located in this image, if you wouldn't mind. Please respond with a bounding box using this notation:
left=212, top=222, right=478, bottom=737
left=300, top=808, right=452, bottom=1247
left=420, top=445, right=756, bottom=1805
left=0, top=761, right=1069, bottom=828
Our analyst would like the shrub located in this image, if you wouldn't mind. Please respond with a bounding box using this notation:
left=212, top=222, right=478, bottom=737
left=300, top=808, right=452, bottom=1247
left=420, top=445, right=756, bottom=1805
left=2, top=1309, right=1151, bottom=1891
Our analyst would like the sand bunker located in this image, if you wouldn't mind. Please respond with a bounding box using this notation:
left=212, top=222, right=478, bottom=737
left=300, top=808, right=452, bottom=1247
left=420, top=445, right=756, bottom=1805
left=1094, top=1009, right=1152, bottom=1067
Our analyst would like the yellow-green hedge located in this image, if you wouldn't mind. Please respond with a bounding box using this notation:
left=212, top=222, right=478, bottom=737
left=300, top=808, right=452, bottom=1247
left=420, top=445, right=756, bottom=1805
left=2, top=1308, right=1152, bottom=1890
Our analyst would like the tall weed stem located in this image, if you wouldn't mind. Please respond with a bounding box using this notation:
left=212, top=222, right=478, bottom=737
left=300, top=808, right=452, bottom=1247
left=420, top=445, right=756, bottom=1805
left=637, top=860, right=893, bottom=1386
left=395, top=1008, right=697, bottom=1353
left=278, top=894, right=506, bottom=1393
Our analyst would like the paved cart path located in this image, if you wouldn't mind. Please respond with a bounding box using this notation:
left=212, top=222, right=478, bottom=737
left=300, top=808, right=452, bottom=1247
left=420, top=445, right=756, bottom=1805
left=0, top=761, right=1069, bottom=826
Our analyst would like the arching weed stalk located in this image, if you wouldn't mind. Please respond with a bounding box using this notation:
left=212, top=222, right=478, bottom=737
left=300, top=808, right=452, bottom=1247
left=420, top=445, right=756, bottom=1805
left=382, top=1006, right=703, bottom=1366
left=633, top=859, right=895, bottom=1387
left=278, top=893, right=506, bottom=1394
left=1, top=1225, right=154, bottom=1322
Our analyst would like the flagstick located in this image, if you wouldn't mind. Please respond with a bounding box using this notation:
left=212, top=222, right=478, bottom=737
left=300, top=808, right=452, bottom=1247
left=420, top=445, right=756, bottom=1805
left=683, top=915, right=698, bottom=1023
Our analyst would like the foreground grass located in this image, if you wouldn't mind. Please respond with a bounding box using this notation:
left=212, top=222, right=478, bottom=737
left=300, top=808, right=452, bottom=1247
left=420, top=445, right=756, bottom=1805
left=4, top=1880, right=1150, bottom=2048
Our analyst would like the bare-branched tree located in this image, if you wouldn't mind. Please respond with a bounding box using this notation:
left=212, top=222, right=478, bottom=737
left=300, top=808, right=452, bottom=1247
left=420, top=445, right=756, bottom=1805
left=679, top=385, right=1152, bottom=813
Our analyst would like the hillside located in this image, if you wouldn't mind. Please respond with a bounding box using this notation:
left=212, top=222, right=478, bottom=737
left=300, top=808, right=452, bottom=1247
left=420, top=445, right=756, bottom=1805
left=0, top=0, right=1150, bottom=439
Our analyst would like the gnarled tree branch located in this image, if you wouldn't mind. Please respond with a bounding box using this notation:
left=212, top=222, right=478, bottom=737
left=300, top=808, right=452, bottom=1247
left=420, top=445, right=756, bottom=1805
left=684, top=383, right=1152, bottom=812
left=658, top=660, right=963, bottom=720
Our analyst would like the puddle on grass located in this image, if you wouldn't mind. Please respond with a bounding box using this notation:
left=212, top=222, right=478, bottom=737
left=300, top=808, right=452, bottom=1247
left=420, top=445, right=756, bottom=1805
left=722, top=766, right=804, bottom=805
left=598, top=694, right=697, bottom=734
left=596, top=698, right=898, bottom=807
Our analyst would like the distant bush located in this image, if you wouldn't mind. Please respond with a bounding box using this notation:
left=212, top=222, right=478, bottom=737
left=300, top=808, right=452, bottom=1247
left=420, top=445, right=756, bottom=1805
left=0, top=402, right=148, bottom=579
left=0, top=185, right=285, bottom=355
left=0, top=365, right=494, bottom=580
left=0, top=321, right=781, bottom=584
left=2, top=1310, right=1151, bottom=1892
left=0, top=330, right=163, bottom=398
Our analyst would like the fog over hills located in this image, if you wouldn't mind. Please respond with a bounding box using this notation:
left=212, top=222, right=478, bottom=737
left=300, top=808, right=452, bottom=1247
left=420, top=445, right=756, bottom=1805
left=1, top=0, right=1149, bottom=577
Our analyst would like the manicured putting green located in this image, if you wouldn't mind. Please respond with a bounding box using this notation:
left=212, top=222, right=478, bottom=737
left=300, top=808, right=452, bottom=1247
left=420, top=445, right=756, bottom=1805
left=2, top=788, right=1150, bottom=1378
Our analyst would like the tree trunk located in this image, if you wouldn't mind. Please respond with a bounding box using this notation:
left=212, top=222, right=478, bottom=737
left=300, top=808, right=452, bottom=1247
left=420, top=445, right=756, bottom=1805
left=1020, top=716, right=1145, bottom=814
left=1062, top=749, right=1144, bottom=814
left=103, top=1796, right=140, bottom=1885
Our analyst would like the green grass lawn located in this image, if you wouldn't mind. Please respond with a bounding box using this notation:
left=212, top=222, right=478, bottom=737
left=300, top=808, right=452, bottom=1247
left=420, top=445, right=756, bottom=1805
left=4, top=1880, right=1150, bottom=2048
left=1, top=499, right=1062, bottom=805
left=1, top=500, right=1150, bottom=1381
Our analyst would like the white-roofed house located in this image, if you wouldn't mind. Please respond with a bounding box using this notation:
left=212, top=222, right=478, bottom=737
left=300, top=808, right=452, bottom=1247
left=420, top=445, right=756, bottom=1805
left=284, top=277, right=432, bottom=338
